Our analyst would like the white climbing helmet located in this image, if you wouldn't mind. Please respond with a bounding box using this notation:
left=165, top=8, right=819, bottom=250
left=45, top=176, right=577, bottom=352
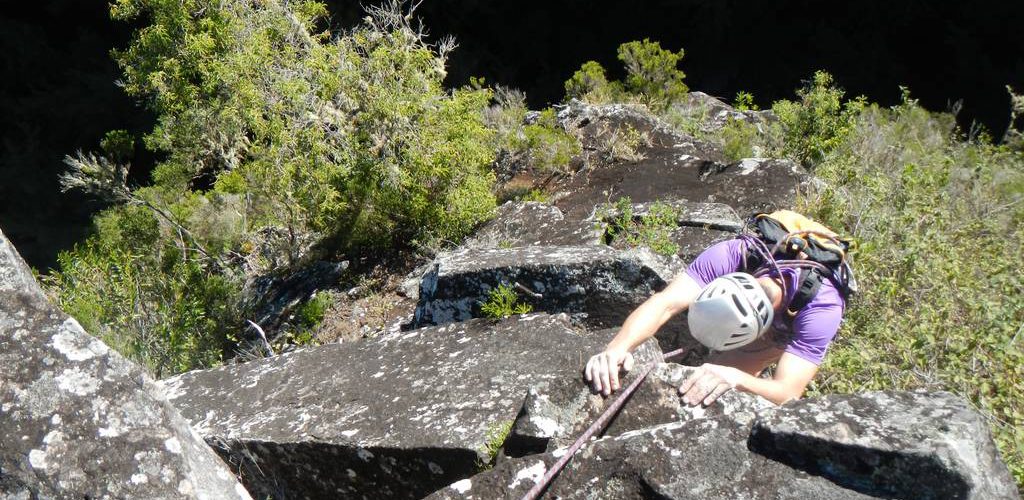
left=687, top=272, right=774, bottom=351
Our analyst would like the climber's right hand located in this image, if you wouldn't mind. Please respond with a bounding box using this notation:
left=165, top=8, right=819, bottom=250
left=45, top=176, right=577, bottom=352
left=584, top=349, right=635, bottom=397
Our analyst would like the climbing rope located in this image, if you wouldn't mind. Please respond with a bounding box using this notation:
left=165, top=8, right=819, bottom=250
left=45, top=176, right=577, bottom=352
left=520, top=347, right=688, bottom=500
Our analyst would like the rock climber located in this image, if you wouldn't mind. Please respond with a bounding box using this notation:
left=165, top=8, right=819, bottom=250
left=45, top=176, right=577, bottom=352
left=584, top=210, right=854, bottom=406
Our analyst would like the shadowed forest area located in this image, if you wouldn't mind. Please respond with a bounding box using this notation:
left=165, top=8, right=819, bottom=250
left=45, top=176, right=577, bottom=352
left=2, top=0, right=1022, bottom=269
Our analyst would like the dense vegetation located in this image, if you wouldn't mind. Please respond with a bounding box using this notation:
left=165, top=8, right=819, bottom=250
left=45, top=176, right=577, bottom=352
left=798, top=86, right=1024, bottom=487
left=45, top=0, right=1021, bottom=488
left=47, top=0, right=573, bottom=377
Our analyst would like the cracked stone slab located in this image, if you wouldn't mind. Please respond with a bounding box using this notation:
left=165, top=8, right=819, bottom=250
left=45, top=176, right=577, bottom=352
left=163, top=314, right=616, bottom=499
left=749, top=391, right=1020, bottom=500
left=413, top=246, right=683, bottom=333
left=0, top=228, right=250, bottom=500
left=429, top=416, right=876, bottom=500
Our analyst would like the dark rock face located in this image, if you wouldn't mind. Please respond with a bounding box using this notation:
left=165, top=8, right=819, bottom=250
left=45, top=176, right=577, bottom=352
left=547, top=101, right=807, bottom=221
left=0, top=229, right=250, bottom=499
left=697, top=157, right=807, bottom=215
left=163, top=314, right=614, bottom=499
left=750, top=391, right=1020, bottom=500
left=464, top=201, right=603, bottom=250
left=413, top=246, right=681, bottom=330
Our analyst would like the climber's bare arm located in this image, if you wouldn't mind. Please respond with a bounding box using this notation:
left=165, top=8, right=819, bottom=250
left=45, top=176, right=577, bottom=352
left=679, top=352, right=818, bottom=406
left=585, top=273, right=701, bottom=395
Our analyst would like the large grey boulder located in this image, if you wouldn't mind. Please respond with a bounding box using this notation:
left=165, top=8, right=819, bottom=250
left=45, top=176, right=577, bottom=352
left=0, top=229, right=250, bottom=499
left=432, top=390, right=1018, bottom=499
left=430, top=417, right=876, bottom=500
left=750, top=391, right=1020, bottom=499
left=412, top=246, right=683, bottom=333
left=163, top=314, right=618, bottom=499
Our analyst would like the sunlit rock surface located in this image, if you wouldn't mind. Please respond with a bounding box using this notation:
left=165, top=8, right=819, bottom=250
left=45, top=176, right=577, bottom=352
left=431, top=390, right=1019, bottom=500
left=163, top=314, right=614, bottom=499
left=0, top=229, right=250, bottom=500
left=750, top=391, right=1019, bottom=499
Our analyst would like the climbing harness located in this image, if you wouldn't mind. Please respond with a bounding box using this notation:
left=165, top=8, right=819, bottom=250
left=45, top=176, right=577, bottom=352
left=521, top=347, right=688, bottom=500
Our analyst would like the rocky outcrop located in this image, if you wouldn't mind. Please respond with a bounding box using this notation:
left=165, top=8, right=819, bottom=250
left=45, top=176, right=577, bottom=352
left=163, top=314, right=621, bottom=500
left=412, top=246, right=682, bottom=332
left=556, top=99, right=725, bottom=165
left=669, top=91, right=774, bottom=135
left=750, top=391, right=1020, bottom=499
left=431, top=390, right=1018, bottom=500
left=463, top=201, right=603, bottom=250
left=0, top=229, right=250, bottom=499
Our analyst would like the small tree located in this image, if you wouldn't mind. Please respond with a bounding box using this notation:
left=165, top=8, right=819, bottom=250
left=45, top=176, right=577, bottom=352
left=617, top=39, right=688, bottom=112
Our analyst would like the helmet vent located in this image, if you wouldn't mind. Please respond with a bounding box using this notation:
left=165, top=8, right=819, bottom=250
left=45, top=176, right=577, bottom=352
left=731, top=295, right=748, bottom=316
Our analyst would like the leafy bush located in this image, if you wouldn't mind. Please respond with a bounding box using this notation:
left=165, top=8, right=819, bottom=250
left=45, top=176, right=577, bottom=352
left=618, top=39, right=688, bottom=112
left=603, top=197, right=680, bottom=256
left=45, top=203, right=240, bottom=378
left=565, top=61, right=612, bottom=102
left=733, top=91, right=758, bottom=111
left=720, top=118, right=759, bottom=161
left=51, top=1, right=504, bottom=376
left=480, top=283, right=533, bottom=319
left=487, top=87, right=580, bottom=175
left=800, top=90, right=1024, bottom=488
left=770, top=71, right=865, bottom=167
left=563, top=39, right=687, bottom=111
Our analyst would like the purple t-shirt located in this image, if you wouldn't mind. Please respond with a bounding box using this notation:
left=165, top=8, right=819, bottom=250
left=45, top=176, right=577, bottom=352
left=685, top=239, right=845, bottom=365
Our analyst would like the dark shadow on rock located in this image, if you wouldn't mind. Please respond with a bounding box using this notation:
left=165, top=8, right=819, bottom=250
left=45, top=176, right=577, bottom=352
left=747, top=433, right=970, bottom=499
left=210, top=438, right=480, bottom=500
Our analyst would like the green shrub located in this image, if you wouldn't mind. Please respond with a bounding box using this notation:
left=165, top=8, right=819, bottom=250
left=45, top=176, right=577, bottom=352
left=770, top=71, right=865, bottom=167
left=46, top=204, right=240, bottom=378
left=618, top=39, right=688, bottom=112
left=480, top=283, right=533, bottom=319
left=563, top=39, right=687, bottom=111
left=799, top=91, right=1024, bottom=488
left=487, top=88, right=580, bottom=174
left=603, top=197, right=680, bottom=256
left=733, top=91, right=758, bottom=111
left=51, top=1, right=504, bottom=376
left=720, top=118, right=759, bottom=161
left=564, top=60, right=613, bottom=102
